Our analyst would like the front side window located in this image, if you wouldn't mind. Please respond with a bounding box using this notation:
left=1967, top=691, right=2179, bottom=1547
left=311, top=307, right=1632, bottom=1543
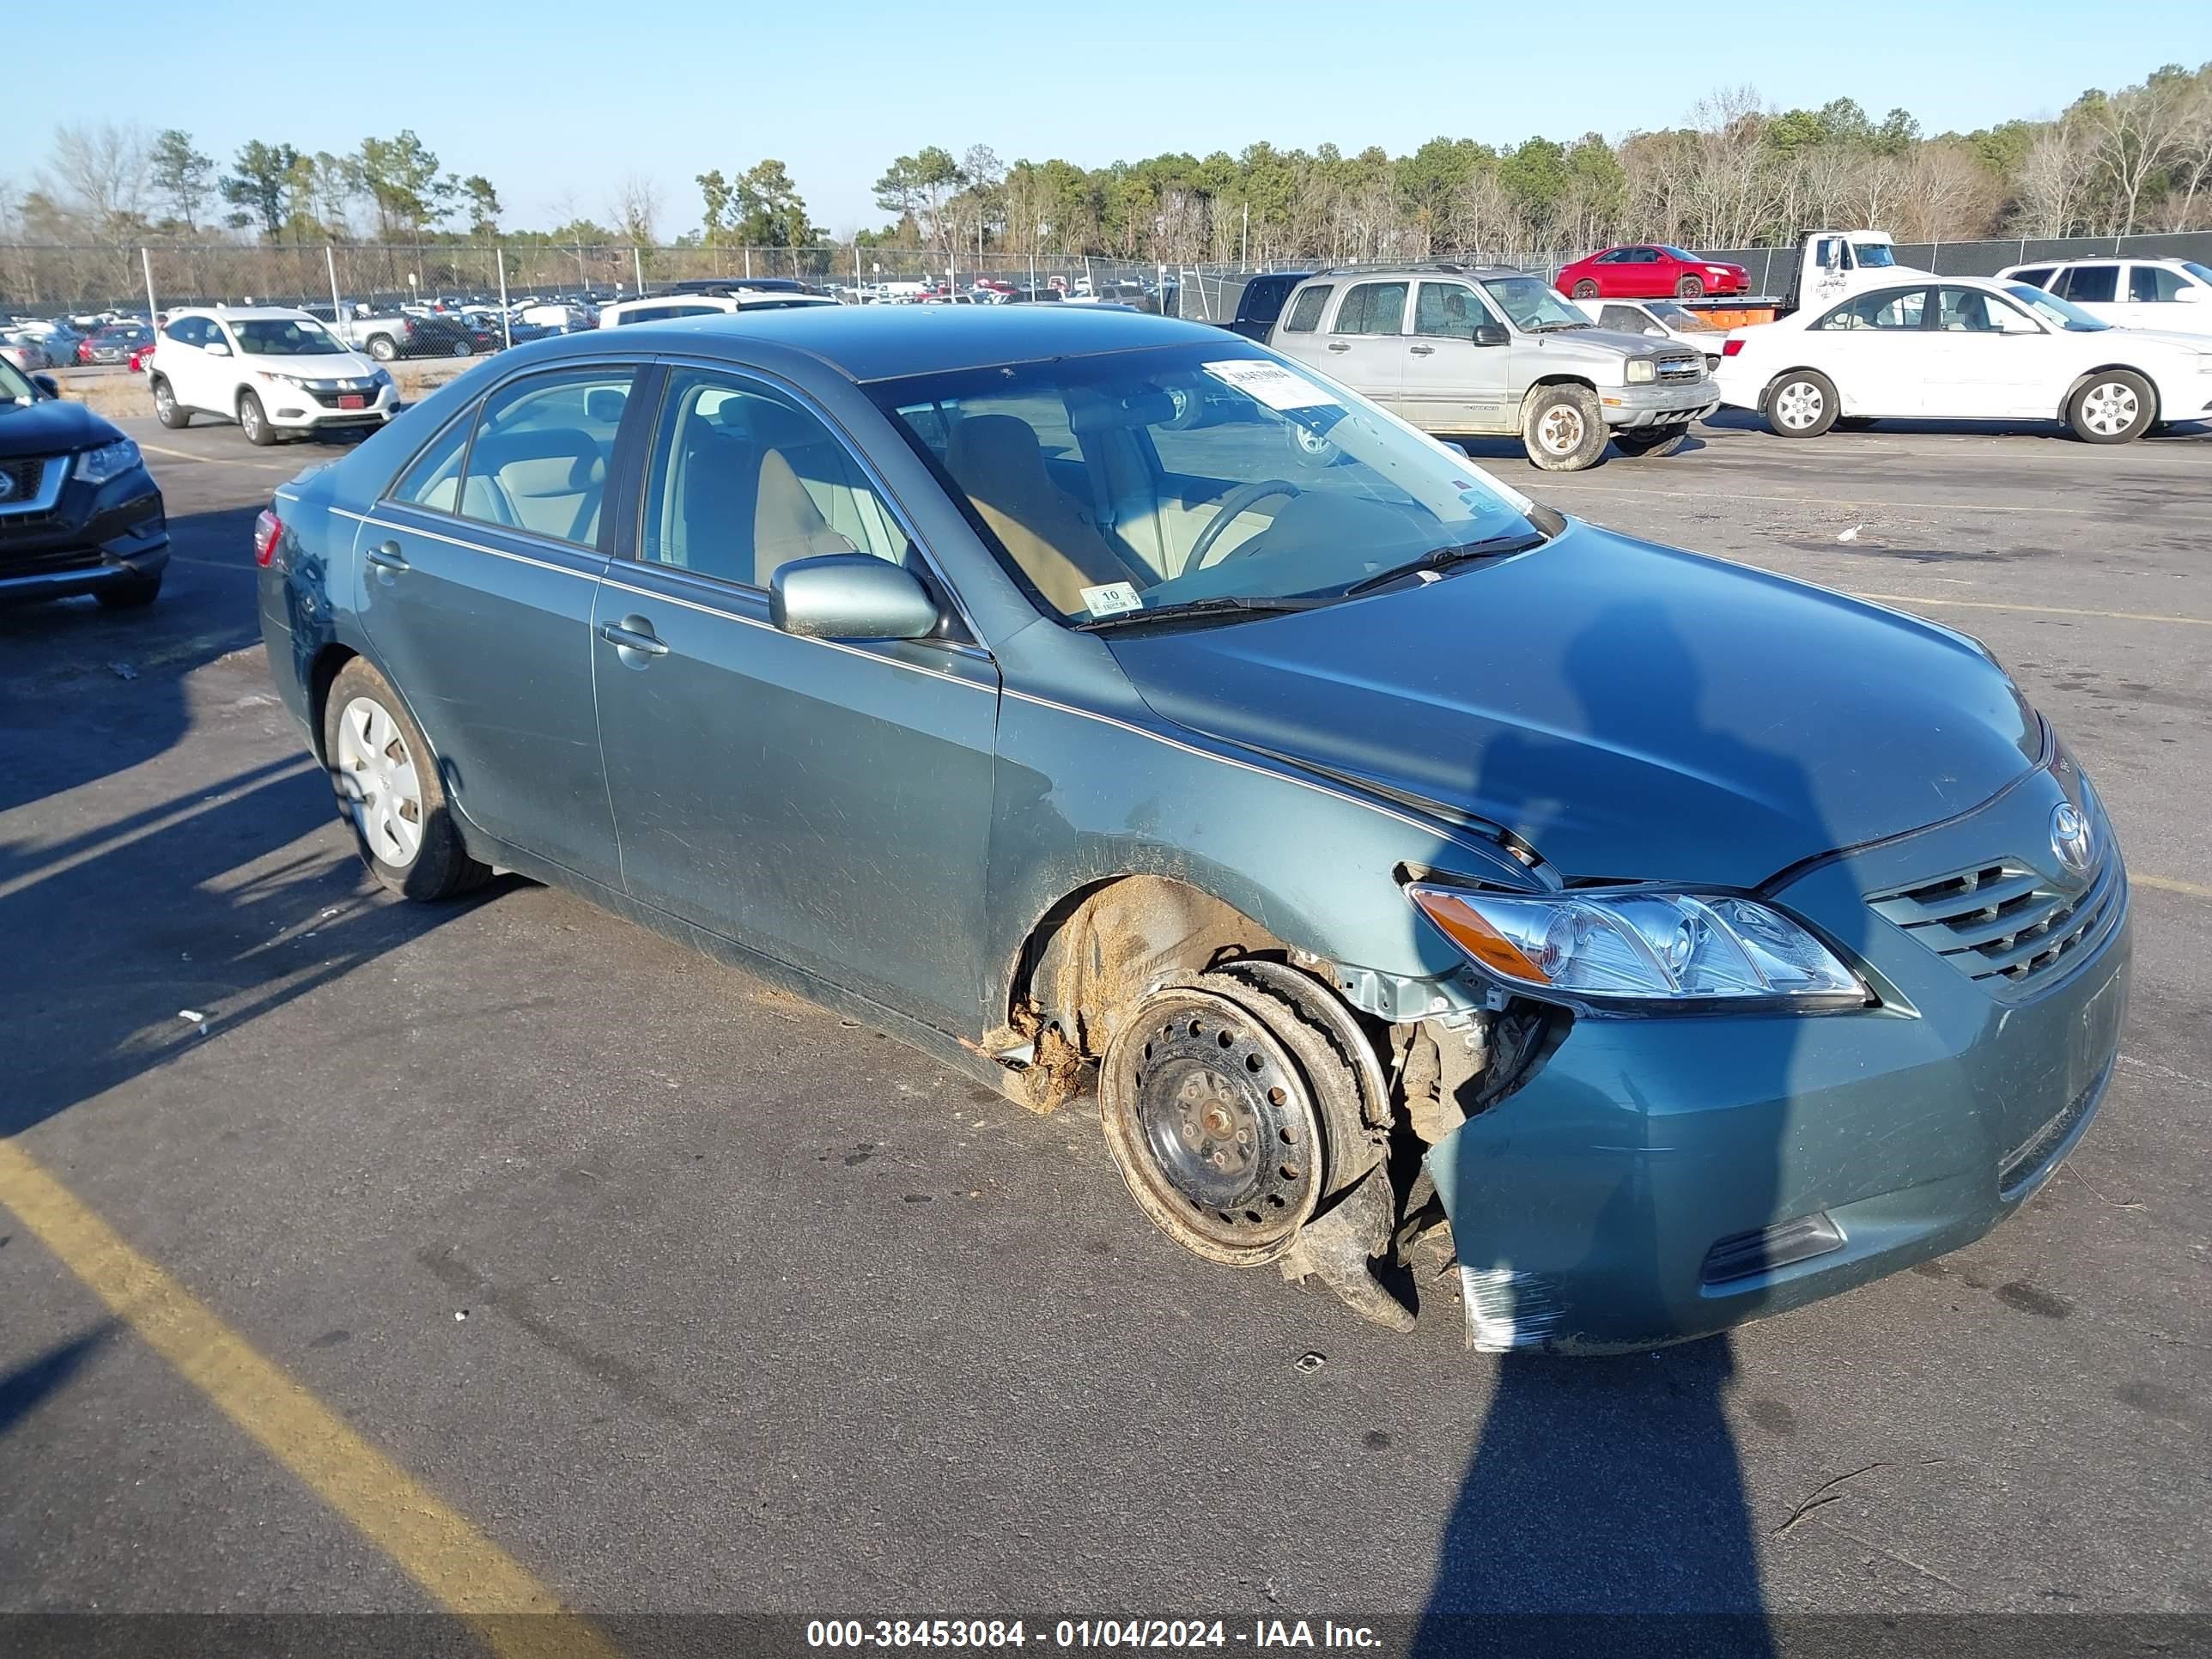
left=1814, top=288, right=1929, bottom=331
left=1331, top=283, right=1407, bottom=337
left=453, top=367, right=636, bottom=545
left=872, top=342, right=1540, bottom=624
left=1936, top=287, right=2034, bottom=332
left=1280, top=285, right=1331, bottom=332
left=2057, top=264, right=2118, bottom=304
left=1413, top=283, right=1489, bottom=339
left=2130, top=264, right=2186, bottom=303
left=640, top=368, right=905, bottom=588
left=232, top=318, right=345, bottom=356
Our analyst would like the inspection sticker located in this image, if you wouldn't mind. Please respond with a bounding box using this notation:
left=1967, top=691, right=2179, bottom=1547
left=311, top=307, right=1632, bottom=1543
left=1080, top=581, right=1144, bottom=617
left=1202, top=360, right=1342, bottom=411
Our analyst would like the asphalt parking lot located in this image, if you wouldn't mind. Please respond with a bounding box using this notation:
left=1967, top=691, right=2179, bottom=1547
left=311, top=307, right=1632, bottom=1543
left=3, top=407, right=2208, bottom=1645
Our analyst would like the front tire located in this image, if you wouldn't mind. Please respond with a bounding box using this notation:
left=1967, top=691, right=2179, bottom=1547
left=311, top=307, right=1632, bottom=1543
left=1677, top=275, right=1705, bottom=298
left=1612, top=422, right=1691, bottom=459
left=2067, top=371, right=2154, bottom=444
left=321, top=659, right=491, bottom=902
left=95, top=569, right=162, bottom=609
left=152, top=376, right=191, bottom=428
left=238, top=389, right=277, bottom=447
left=1521, top=384, right=1608, bottom=471
left=1765, top=369, right=1838, bottom=438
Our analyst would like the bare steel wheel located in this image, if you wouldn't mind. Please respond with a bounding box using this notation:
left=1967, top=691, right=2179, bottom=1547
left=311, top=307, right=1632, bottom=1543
left=1521, top=384, right=1607, bottom=471
left=1101, top=986, right=1325, bottom=1265
left=321, top=658, right=490, bottom=901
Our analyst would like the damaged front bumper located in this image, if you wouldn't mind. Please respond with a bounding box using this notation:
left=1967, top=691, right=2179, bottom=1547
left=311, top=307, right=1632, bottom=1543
left=1422, top=787, right=2131, bottom=1354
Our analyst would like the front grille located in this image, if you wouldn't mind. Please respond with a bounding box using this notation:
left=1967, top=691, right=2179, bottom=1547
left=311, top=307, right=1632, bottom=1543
left=1656, top=352, right=1703, bottom=378
left=1869, top=851, right=2122, bottom=996
left=308, top=386, right=378, bottom=409
left=0, top=454, right=52, bottom=502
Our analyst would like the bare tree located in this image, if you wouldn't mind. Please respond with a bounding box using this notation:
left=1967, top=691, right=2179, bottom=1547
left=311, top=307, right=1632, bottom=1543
left=42, top=122, right=152, bottom=237
left=2014, top=125, right=2094, bottom=235
left=611, top=174, right=663, bottom=245
left=2081, top=80, right=2194, bottom=233
left=2157, top=83, right=2212, bottom=229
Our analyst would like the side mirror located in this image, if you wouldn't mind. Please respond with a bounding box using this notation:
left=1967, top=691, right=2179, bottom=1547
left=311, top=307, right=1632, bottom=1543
left=770, top=553, right=939, bottom=641
left=205, top=341, right=231, bottom=358
left=32, top=373, right=60, bottom=398
left=1473, top=323, right=1509, bottom=348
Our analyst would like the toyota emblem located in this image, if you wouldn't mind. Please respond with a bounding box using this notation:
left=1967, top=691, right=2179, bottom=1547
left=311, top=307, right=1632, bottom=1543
left=2051, top=802, right=2094, bottom=877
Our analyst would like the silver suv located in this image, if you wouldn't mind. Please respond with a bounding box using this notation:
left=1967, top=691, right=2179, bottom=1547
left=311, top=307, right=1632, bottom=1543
left=1266, top=263, right=1719, bottom=470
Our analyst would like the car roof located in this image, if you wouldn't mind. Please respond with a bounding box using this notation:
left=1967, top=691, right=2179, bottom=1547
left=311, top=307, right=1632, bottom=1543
left=1302, top=264, right=1527, bottom=282
left=520, top=303, right=1225, bottom=383
left=173, top=305, right=316, bottom=320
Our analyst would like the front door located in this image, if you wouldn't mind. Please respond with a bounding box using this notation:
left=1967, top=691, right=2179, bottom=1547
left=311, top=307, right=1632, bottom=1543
left=352, top=362, right=639, bottom=890
left=1923, top=286, right=2054, bottom=419
left=1316, top=280, right=1410, bottom=414
left=591, top=364, right=1000, bottom=1034
left=1401, top=281, right=1513, bottom=433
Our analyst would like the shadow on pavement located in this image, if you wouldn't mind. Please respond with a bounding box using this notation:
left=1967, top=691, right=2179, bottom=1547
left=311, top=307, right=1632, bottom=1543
left=0, top=1326, right=118, bottom=1439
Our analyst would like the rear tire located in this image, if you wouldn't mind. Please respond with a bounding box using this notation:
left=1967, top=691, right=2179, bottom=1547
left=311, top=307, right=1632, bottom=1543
left=151, top=376, right=190, bottom=428
left=1765, top=369, right=1838, bottom=438
left=2067, top=371, right=2154, bottom=444
left=1613, top=422, right=1691, bottom=459
left=95, top=570, right=162, bottom=609
left=1522, top=384, right=1608, bottom=471
left=321, top=658, right=492, bottom=902
left=1677, top=275, right=1705, bottom=298
left=368, top=335, right=398, bottom=362
left=451, top=339, right=473, bottom=357
left=1571, top=280, right=1600, bottom=300
left=238, top=389, right=277, bottom=447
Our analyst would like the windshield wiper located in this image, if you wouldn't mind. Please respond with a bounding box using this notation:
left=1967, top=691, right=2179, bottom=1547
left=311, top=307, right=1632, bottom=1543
left=1072, top=593, right=1334, bottom=633
left=1340, top=531, right=1551, bottom=597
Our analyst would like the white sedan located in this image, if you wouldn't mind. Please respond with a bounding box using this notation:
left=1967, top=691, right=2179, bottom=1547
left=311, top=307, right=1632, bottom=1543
left=1715, top=276, right=2212, bottom=444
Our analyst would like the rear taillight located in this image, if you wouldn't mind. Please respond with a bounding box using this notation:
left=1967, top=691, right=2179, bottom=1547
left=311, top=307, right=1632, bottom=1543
left=253, top=508, right=283, bottom=568
left=1721, top=337, right=1745, bottom=357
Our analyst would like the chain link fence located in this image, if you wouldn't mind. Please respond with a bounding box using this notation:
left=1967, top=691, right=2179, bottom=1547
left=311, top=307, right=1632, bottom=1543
left=9, top=232, right=2211, bottom=327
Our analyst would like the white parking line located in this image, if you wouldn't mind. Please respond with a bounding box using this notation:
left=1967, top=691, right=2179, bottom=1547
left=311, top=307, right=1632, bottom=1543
left=1548, top=481, right=2210, bottom=520
left=1847, top=592, right=2212, bottom=628
left=137, top=441, right=298, bottom=471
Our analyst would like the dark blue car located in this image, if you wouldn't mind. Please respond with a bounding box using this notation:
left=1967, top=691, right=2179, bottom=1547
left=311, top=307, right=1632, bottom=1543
left=255, top=307, right=2129, bottom=1352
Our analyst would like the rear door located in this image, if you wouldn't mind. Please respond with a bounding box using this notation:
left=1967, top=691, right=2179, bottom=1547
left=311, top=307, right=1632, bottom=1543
left=590, top=362, right=999, bottom=1032
left=2052, top=263, right=2124, bottom=326
left=2121, top=263, right=2212, bottom=336
left=351, top=361, right=641, bottom=890
left=1802, top=285, right=1933, bottom=416
left=1318, top=280, right=1410, bottom=414
left=157, top=314, right=216, bottom=409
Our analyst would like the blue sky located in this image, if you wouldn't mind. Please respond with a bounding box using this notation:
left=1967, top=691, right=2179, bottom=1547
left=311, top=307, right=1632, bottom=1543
left=14, top=0, right=2210, bottom=235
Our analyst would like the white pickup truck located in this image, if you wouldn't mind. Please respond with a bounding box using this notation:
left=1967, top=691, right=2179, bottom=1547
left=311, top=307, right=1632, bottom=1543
left=299, top=301, right=418, bottom=362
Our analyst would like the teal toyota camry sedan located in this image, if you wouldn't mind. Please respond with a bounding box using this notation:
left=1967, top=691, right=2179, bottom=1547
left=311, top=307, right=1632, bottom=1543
left=255, top=306, right=2129, bottom=1352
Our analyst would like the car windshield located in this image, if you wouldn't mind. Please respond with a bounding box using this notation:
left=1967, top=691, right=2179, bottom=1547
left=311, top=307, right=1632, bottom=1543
left=232, top=317, right=346, bottom=356
left=1853, top=243, right=1898, bottom=269
left=1646, top=301, right=1720, bottom=331
left=2003, top=283, right=2110, bottom=331
left=2182, top=261, right=2212, bottom=285
left=1481, top=275, right=1589, bottom=331
left=872, top=341, right=1542, bottom=625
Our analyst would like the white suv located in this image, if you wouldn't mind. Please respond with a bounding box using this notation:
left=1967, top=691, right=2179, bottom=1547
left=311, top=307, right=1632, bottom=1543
left=597, top=291, right=836, bottom=328
left=149, top=307, right=398, bottom=445
left=1997, top=257, right=2212, bottom=337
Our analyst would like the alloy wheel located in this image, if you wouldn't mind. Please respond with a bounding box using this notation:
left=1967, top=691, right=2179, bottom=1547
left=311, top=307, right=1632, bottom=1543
left=333, top=695, right=425, bottom=867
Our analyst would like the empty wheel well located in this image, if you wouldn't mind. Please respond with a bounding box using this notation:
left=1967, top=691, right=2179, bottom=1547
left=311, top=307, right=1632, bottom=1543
left=306, top=644, right=359, bottom=761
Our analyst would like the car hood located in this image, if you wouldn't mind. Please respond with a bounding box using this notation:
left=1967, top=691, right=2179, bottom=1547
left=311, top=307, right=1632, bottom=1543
left=1532, top=326, right=1665, bottom=361
left=1105, top=521, right=2039, bottom=888
left=0, top=394, right=122, bottom=458
left=240, top=349, right=382, bottom=380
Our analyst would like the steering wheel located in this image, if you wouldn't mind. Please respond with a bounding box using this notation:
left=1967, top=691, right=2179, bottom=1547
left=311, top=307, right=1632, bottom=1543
left=1187, top=479, right=1300, bottom=568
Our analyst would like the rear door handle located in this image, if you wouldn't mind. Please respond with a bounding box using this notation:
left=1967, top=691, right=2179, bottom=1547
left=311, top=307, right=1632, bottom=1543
left=599, top=618, right=669, bottom=658
left=1409, top=343, right=1436, bottom=356
left=365, top=541, right=408, bottom=573
left=1325, top=340, right=1351, bottom=352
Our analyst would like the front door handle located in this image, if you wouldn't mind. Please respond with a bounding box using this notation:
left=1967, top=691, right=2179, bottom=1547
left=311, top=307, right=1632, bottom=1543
left=599, top=617, right=669, bottom=659
left=1408, top=343, right=1436, bottom=356
left=1325, top=340, right=1351, bottom=352
left=365, top=541, right=408, bottom=573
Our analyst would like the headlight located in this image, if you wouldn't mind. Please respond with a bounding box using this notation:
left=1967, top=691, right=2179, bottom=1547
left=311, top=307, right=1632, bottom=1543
left=261, top=371, right=306, bottom=389
left=73, top=437, right=141, bottom=484
left=1407, top=884, right=1868, bottom=1011
left=1626, top=358, right=1656, bottom=384
left=371, top=366, right=394, bottom=386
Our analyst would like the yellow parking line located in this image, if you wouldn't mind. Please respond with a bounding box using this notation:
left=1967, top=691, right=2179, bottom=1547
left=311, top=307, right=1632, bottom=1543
left=2137, top=874, right=2212, bottom=900
left=0, top=1140, right=619, bottom=1659
left=1848, top=592, right=2212, bottom=628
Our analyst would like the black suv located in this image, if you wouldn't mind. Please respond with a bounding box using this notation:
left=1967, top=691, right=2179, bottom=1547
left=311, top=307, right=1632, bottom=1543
left=0, top=360, right=167, bottom=610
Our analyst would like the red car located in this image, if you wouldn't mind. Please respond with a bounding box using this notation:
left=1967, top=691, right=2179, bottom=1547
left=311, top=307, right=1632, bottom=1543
left=1555, top=245, right=1750, bottom=301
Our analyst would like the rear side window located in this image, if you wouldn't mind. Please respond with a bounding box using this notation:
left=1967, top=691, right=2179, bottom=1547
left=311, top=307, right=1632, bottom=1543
left=2010, top=266, right=2055, bottom=289
left=1814, top=288, right=1929, bottom=331
left=451, top=368, right=637, bottom=546
left=388, top=406, right=477, bottom=510
left=1280, top=285, right=1331, bottom=332
left=2130, top=264, right=2185, bottom=303
left=619, top=303, right=720, bottom=325
left=2057, top=264, right=2118, bottom=304
left=1332, top=282, right=1407, bottom=336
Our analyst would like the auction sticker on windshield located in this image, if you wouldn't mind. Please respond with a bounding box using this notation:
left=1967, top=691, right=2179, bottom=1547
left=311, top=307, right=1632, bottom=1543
left=1202, top=360, right=1340, bottom=411
left=1080, top=581, right=1144, bottom=618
